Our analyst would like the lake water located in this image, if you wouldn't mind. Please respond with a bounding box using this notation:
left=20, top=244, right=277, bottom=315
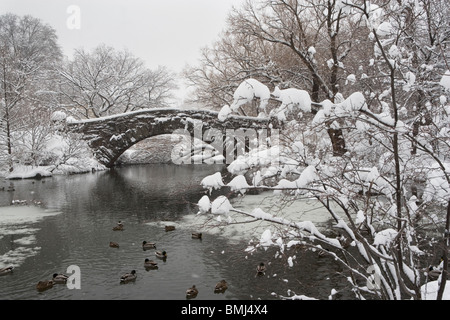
left=0, top=164, right=351, bottom=300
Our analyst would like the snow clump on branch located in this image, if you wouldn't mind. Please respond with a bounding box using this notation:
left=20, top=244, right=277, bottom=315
left=230, top=78, right=270, bottom=116
left=270, top=86, right=312, bottom=121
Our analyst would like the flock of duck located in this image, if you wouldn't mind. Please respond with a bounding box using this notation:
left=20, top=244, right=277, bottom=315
left=0, top=266, right=69, bottom=292
left=110, top=220, right=236, bottom=299
left=0, top=220, right=267, bottom=298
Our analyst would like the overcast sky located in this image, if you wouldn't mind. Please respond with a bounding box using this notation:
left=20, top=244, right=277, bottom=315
left=2, top=0, right=244, bottom=102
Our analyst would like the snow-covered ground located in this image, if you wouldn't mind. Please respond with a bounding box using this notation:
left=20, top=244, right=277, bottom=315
left=421, top=280, right=450, bottom=300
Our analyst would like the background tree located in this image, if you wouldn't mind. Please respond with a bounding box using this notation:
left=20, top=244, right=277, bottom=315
left=185, top=0, right=377, bottom=156
left=0, top=13, right=62, bottom=171
left=57, top=45, right=177, bottom=119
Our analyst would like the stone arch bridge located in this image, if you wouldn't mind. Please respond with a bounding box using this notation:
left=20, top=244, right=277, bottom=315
left=66, top=108, right=280, bottom=168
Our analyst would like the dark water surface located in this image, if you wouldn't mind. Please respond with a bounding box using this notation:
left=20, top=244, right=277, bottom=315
left=0, top=164, right=350, bottom=300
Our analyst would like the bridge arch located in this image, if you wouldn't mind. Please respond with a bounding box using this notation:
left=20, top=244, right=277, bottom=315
left=66, top=108, right=280, bottom=168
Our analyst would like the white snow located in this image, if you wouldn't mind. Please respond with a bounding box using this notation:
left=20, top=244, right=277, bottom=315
left=218, top=104, right=232, bottom=122
left=307, top=46, right=316, bottom=56
left=421, top=281, right=450, bottom=300
left=274, top=165, right=318, bottom=192
left=227, top=145, right=280, bottom=175
left=403, top=71, right=416, bottom=92
left=423, top=162, right=450, bottom=203
left=211, top=196, right=233, bottom=215
left=50, top=110, right=67, bottom=121
left=201, top=172, right=225, bottom=193
left=252, top=170, right=262, bottom=186
left=260, top=229, right=274, bottom=249
left=226, top=175, right=250, bottom=194
left=197, top=195, right=211, bottom=214
left=287, top=256, right=294, bottom=267
left=341, top=91, right=367, bottom=112
left=346, top=74, right=356, bottom=85
left=5, top=166, right=53, bottom=180
left=440, top=70, right=450, bottom=91
left=373, top=228, right=398, bottom=247
left=355, top=210, right=365, bottom=224
left=271, top=86, right=312, bottom=121
left=230, top=78, right=271, bottom=114
left=251, top=208, right=273, bottom=220
left=327, top=59, right=334, bottom=69
left=376, top=21, right=394, bottom=37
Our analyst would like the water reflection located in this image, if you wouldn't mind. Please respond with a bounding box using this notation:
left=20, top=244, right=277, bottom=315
left=0, top=164, right=351, bottom=300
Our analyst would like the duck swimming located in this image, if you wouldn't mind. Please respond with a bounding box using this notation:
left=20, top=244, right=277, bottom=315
left=192, top=232, right=202, bottom=239
left=144, top=259, right=158, bottom=269
left=256, top=262, right=266, bottom=276
left=0, top=266, right=14, bottom=276
left=426, top=257, right=445, bottom=281
left=214, top=280, right=228, bottom=293
left=120, top=270, right=137, bottom=283
left=36, top=280, right=54, bottom=292
left=155, top=250, right=167, bottom=260
left=142, top=241, right=157, bottom=250
left=186, top=285, right=198, bottom=299
left=52, top=273, right=69, bottom=284
left=165, top=225, right=175, bottom=232
left=109, top=241, right=120, bottom=248
left=112, top=221, right=124, bottom=231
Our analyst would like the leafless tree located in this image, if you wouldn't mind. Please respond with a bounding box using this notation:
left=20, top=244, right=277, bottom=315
left=57, top=45, right=177, bottom=119
left=0, top=13, right=62, bottom=171
left=198, top=0, right=450, bottom=300
left=186, top=0, right=377, bottom=155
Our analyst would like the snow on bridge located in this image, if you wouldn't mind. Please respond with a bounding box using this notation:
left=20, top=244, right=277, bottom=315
left=65, top=108, right=280, bottom=168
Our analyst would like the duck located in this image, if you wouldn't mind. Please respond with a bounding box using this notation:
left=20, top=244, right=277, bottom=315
left=426, top=257, right=445, bottom=280
left=109, top=241, right=120, bottom=248
left=112, top=221, right=124, bottom=231
left=186, top=285, right=198, bottom=299
left=120, top=270, right=137, bottom=283
left=427, top=266, right=442, bottom=281
left=256, top=262, right=266, bottom=276
left=52, top=273, right=69, bottom=284
left=214, top=280, right=228, bottom=293
left=0, top=266, right=14, bottom=276
left=192, top=232, right=202, bottom=239
left=155, top=250, right=167, bottom=260
left=142, top=241, right=157, bottom=250
left=144, top=259, right=158, bottom=269
left=36, top=280, right=54, bottom=292
left=165, top=225, right=175, bottom=232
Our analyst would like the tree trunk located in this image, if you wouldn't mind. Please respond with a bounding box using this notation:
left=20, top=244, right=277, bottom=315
left=5, top=108, right=13, bottom=172
left=327, top=127, right=347, bottom=156
left=2, top=68, right=13, bottom=172
left=311, top=75, right=347, bottom=156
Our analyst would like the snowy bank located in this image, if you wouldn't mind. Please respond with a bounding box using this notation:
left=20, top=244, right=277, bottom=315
left=3, top=161, right=106, bottom=180
left=5, top=166, right=53, bottom=180
left=420, top=280, right=450, bottom=300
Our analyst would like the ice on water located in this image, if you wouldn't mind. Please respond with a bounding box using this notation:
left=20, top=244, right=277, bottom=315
left=0, top=205, right=61, bottom=268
